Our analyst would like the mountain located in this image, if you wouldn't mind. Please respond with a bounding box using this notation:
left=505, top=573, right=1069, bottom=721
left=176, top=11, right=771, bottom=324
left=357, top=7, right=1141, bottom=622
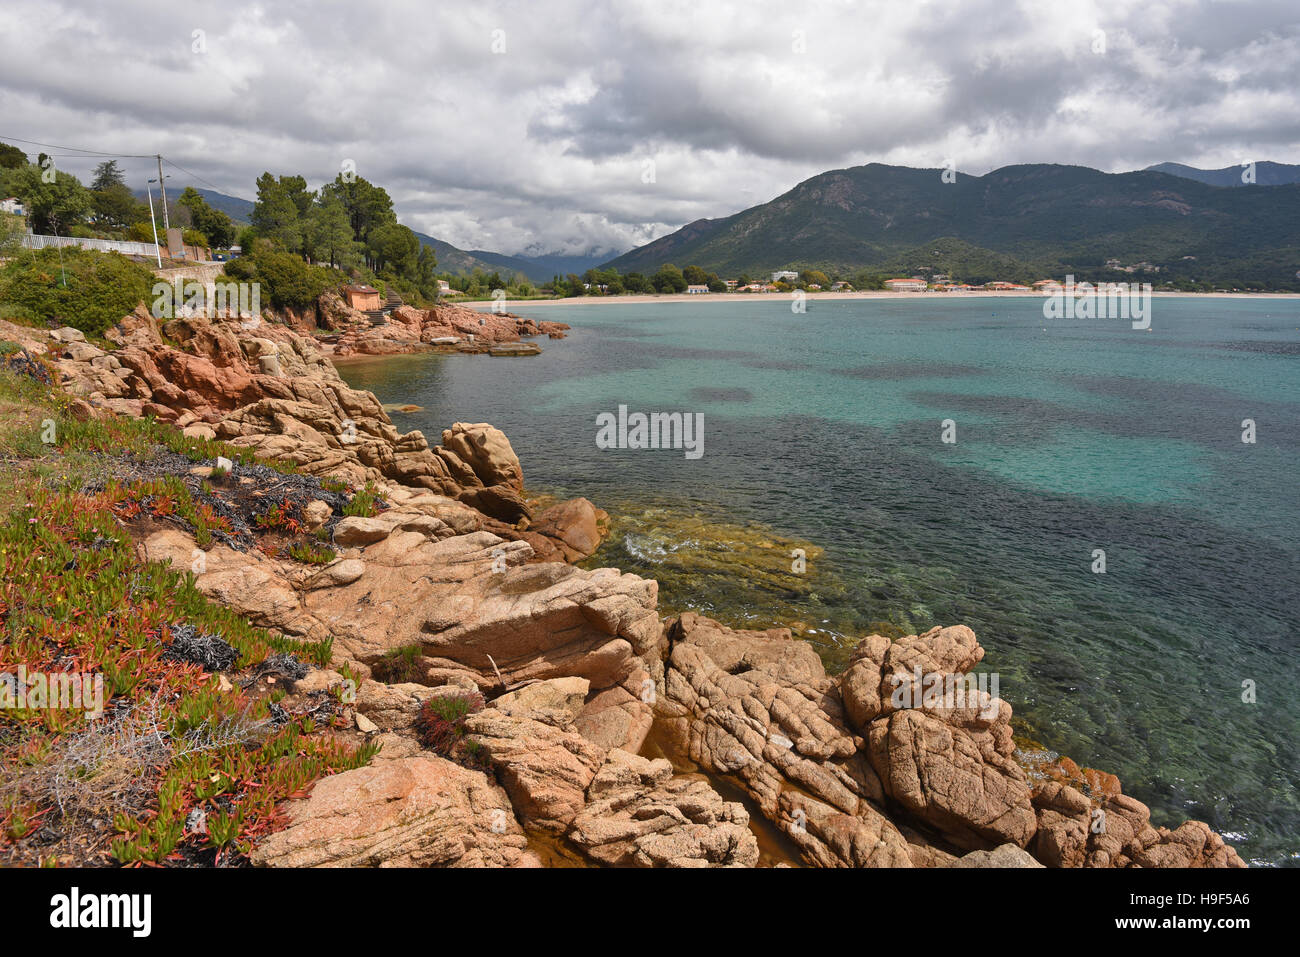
left=1145, top=161, right=1300, bottom=188
left=191, top=188, right=254, bottom=223
left=600, top=163, right=1300, bottom=287
left=408, top=231, right=535, bottom=278
left=134, top=187, right=256, bottom=224
left=517, top=250, right=618, bottom=278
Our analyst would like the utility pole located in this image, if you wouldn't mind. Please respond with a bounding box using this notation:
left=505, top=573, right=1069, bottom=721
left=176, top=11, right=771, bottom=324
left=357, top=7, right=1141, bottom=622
left=146, top=180, right=164, bottom=267
left=156, top=155, right=170, bottom=232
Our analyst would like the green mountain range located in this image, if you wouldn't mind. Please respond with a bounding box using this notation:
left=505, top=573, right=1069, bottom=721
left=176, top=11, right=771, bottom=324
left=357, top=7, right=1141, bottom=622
left=600, top=163, right=1300, bottom=288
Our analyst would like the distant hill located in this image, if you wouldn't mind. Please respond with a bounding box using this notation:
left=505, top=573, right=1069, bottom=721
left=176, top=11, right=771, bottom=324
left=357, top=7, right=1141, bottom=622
left=600, top=162, right=1300, bottom=287
left=158, top=187, right=614, bottom=282
left=405, top=233, right=614, bottom=283
left=191, top=188, right=254, bottom=223
left=133, top=187, right=257, bottom=224
left=1145, top=161, right=1300, bottom=188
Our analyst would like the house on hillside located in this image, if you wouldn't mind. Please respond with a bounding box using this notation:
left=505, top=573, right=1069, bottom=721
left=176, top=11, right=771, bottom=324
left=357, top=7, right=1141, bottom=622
left=883, top=278, right=928, bottom=291
left=0, top=198, right=23, bottom=216
left=342, top=284, right=382, bottom=311
left=771, top=270, right=799, bottom=282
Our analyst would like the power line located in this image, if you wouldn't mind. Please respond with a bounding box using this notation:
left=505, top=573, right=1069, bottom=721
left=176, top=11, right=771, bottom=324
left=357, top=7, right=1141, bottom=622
left=161, top=156, right=224, bottom=193
left=0, top=134, right=154, bottom=159
left=1, top=132, right=232, bottom=195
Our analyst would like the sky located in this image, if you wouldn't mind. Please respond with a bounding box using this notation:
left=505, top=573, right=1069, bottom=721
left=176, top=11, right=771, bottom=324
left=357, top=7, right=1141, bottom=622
left=1, top=0, right=1297, bottom=259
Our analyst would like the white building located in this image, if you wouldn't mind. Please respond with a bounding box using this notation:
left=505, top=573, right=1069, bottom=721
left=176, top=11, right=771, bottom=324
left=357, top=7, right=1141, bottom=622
left=0, top=197, right=24, bottom=215
left=771, top=270, right=799, bottom=282
left=686, top=284, right=709, bottom=294
left=883, top=278, right=928, bottom=292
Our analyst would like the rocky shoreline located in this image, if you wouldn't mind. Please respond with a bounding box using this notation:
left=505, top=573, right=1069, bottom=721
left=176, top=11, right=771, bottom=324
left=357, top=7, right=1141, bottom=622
left=0, top=308, right=1245, bottom=868
left=273, top=291, right=571, bottom=358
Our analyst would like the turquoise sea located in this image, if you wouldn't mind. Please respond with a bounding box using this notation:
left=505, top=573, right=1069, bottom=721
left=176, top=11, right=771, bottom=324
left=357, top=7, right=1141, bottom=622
left=339, top=296, right=1300, bottom=866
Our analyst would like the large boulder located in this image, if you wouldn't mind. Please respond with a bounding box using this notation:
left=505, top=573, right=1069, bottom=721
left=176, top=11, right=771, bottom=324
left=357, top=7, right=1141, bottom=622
left=464, top=709, right=606, bottom=833
left=866, top=708, right=1037, bottom=851
left=249, top=755, right=538, bottom=867
left=569, top=750, right=759, bottom=867
left=528, top=497, right=608, bottom=562
left=655, top=614, right=911, bottom=868
left=441, top=422, right=524, bottom=491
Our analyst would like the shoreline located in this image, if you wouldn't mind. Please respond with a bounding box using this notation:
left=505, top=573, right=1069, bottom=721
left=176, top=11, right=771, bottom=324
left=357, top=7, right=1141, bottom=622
left=468, top=289, right=1300, bottom=309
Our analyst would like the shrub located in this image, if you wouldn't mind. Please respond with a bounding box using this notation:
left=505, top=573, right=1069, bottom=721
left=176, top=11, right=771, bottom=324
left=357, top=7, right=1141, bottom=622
left=246, top=246, right=336, bottom=308
left=0, top=247, right=155, bottom=336
left=373, top=643, right=423, bottom=683
left=413, top=693, right=484, bottom=756
left=342, top=482, right=382, bottom=517
left=287, top=541, right=335, bottom=565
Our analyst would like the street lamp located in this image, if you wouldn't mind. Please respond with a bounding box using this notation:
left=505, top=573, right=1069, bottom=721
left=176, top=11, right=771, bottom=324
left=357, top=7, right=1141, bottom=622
left=146, top=178, right=164, bottom=267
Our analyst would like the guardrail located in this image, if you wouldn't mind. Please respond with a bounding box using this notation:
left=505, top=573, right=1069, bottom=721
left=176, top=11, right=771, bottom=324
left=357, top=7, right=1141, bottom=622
left=21, top=233, right=162, bottom=257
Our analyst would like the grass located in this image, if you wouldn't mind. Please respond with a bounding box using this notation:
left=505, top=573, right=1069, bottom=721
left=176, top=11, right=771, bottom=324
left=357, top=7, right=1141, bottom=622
left=341, top=481, right=382, bottom=518
left=0, top=363, right=375, bottom=866
left=413, top=692, right=485, bottom=766
left=373, top=642, right=423, bottom=683
left=287, top=541, right=336, bottom=565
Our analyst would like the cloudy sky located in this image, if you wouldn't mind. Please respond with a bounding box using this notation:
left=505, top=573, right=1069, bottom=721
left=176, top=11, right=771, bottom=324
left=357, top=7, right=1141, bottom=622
left=1, top=0, right=1296, bottom=258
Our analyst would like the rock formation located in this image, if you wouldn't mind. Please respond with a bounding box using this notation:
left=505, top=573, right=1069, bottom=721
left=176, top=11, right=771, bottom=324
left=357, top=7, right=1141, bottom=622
left=0, top=313, right=603, bottom=561
left=329, top=300, right=570, bottom=357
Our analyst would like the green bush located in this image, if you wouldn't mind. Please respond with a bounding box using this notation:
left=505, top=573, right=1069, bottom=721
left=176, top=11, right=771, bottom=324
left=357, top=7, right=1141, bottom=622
left=222, top=245, right=338, bottom=308
left=0, top=247, right=155, bottom=336
left=128, top=221, right=160, bottom=243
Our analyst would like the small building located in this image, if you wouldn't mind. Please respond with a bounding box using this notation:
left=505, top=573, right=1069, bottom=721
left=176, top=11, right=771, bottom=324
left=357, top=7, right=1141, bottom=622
left=342, top=284, right=382, bottom=311
left=985, top=281, right=1030, bottom=291
left=0, top=197, right=24, bottom=215
left=437, top=279, right=452, bottom=295
left=830, top=281, right=852, bottom=291
left=771, top=270, right=799, bottom=282
left=724, top=279, right=738, bottom=290
left=686, top=284, right=709, bottom=294
left=883, top=278, right=928, bottom=292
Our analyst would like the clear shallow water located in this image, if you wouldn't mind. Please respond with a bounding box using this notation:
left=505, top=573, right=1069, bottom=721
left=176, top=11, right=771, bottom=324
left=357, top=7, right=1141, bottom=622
left=339, top=296, right=1300, bottom=866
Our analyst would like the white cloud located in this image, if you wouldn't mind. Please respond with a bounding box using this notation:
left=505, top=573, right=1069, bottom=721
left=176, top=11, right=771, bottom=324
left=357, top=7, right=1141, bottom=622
left=0, top=0, right=1296, bottom=257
